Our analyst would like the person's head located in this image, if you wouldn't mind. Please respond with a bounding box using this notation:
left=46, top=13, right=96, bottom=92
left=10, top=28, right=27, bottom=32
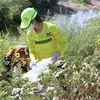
left=20, top=7, right=42, bottom=30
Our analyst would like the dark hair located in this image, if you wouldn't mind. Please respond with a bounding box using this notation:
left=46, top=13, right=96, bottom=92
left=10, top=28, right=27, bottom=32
left=34, top=14, right=42, bottom=23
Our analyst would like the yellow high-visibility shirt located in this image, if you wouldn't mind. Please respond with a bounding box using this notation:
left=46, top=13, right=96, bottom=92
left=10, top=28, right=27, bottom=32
left=27, top=21, right=67, bottom=61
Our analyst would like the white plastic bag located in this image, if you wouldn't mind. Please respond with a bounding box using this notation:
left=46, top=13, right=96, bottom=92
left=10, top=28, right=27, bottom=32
left=22, top=58, right=53, bottom=82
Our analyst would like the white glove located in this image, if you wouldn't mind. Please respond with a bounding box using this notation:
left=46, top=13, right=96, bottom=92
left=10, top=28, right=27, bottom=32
left=30, top=59, right=38, bottom=69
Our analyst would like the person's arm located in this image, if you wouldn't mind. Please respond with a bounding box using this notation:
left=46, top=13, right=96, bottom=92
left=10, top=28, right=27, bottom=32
left=26, top=33, right=36, bottom=60
left=27, top=33, right=38, bottom=68
left=52, top=25, right=68, bottom=56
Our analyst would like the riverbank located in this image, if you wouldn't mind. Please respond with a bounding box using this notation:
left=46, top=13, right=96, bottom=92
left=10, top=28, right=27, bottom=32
left=49, top=1, right=100, bottom=16
left=58, top=1, right=100, bottom=11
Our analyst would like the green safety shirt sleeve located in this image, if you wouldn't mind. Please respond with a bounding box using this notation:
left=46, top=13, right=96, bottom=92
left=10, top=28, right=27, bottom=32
left=27, top=33, right=36, bottom=60
left=52, top=25, right=68, bottom=56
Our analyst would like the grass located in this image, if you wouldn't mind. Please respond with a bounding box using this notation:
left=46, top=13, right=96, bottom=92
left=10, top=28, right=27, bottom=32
left=66, top=18, right=100, bottom=56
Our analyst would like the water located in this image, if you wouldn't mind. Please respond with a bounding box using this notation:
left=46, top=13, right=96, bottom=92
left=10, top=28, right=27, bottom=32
left=52, top=10, right=100, bottom=32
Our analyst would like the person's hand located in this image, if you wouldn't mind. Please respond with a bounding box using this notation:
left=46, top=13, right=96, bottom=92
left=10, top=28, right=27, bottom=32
left=30, top=59, right=38, bottom=69
left=52, top=51, right=61, bottom=63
